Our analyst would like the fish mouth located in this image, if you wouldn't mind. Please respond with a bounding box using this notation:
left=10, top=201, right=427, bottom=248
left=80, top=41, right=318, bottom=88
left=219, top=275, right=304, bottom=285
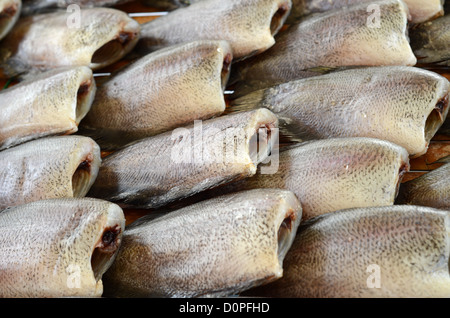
left=0, top=2, right=18, bottom=20
left=76, top=77, right=96, bottom=124
left=270, top=1, right=291, bottom=36
left=277, top=208, right=297, bottom=265
left=394, top=161, right=410, bottom=200
left=248, top=122, right=277, bottom=166
left=221, top=52, right=233, bottom=91
left=0, top=1, right=20, bottom=40
left=90, top=29, right=140, bottom=70
left=72, top=141, right=101, bottom=198
left=424, top=93, right=449, bottom=153
left=90, top=204, right=124, bottom=283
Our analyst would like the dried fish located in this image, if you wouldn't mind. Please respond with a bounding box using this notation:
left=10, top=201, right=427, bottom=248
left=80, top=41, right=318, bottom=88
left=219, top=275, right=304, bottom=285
left=404, top=0, right=444, bottom=24
left=211, top=137, right=410, bottom=221
left=80, top=40, right=233, bottom=150
left=287, top=0, right=444, bottom=24
left=0, top=66, right=96, bottom=150
left=229, top=0, right=416, bottom=97
left=230, top=66, right=450, bottom=157
left=137, top=0, right=292, bottom=60
left=87, top=109, right=279, bottom=209
left=102, top=189, right=301, bottom=298
left=0, top=198, right=125, bottom=298
left=245, top=205, right=450, bottom=298
left=0, top=0, right=21, bottom=40
left=0, top=8, right=140, bottom=78
left=0, top=136, right=101, bottom=210
left=397, top=162, right=450, bottom=209
left=410, top=14, right=450, bottom=66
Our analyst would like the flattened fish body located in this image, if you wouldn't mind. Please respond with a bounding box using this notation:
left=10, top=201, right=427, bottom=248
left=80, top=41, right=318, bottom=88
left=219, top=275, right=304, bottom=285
left=0, top=136, right=101, bottom=210
left=410, top=14, right=450, bottom=66
left=0, top=0, right=21, bottom=40
left=0, top=8, right=140, bottom=77
left=138, top=0, right=292, bottom=59
left=405, top=0, right=444, bottom=24
left=0, top=198, right=125, bottom=298
left=81, top=40, right=233, bottom=149
left=0, top=66, right=96, bottom=150
left=245, top=205, right=450, bottom=298
left=102, top=189, right=301, bottom=298
left=87, top=109, right=279, bottom=209
left=230, top=0, right=416, bottom=97
left=231, top=66, right=450, bottom=157
left=217, top=137, right=410, bottom=221
left=397, top=163, right=450, bottom=209
left=288, top=0, right=444, bottom=23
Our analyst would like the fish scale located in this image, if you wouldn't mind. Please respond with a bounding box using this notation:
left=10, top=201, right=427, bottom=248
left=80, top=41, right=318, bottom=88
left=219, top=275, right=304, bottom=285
left=229, top=0, right=416, bottom=97
left=102, top=188, right=301, bottom=298
left=0, top=136, right=101, bottom=210
left=230, top=66, right=450, bottom=158
left=244, top=205, right=450, bottom=298
left=0, top=198, right=125, bottom=298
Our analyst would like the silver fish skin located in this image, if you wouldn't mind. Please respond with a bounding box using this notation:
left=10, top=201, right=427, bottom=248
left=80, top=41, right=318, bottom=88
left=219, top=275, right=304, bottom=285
left=410, top=14, right=450, bottom=66
left=244, top=205, right=450, bottom=298
left=214, top=137, right=410, bottom=221
left=404, top=0, right=444, bottom=24
left=0, top=8, right=140, bottom=78
left=102, top=189, right=301, bottom=298
left=80, top=40, right=233, bottom=150
left=137, top=0, right=292, bottom=60
left=87, top=108, right=279, bottom=209
left=230, top=0, right=416, bottom=97
left=0, top=0, right=21, bottom=41
left=0, top=198, right=125, bottom=298
left=0, top=66, right=96, bottom=151
left=0, top=136, right=101, bottom=210
left=397, top=163, right=450, bottom=209
left=287, top=0, right=444, bottom=24
left=231, top=66, right=450, bottom=158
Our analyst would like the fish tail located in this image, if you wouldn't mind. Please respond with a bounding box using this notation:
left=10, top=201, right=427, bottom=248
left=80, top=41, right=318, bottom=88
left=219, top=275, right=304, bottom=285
left=0, top=57, right=32, bottom=80
left=76, top=126, right=132, bottom=152
left=226, top=89, right=265, bottom=113
left=228, top=91, right=306, bottom=145
left=435, top=155, right=450, bottom=163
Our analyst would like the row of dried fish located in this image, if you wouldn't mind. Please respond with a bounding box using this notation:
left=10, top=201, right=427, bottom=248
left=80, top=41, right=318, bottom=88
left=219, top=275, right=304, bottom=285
left=1, top=0, right=449, bottom=79
left=17, top=0, right=447, bottom=26
left=1, top=0, right=450, bottom=299
left=2, top=63, right=448, bottom=156
left=3, top=184, right=450, bottom=297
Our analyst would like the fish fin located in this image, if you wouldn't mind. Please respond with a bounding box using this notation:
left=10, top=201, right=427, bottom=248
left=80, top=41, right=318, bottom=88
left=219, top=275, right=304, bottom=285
left=0, top=57, right=32, bottom=80
left=302, top=65, right=369, bottom=75
left=75, top=126, right=134, bottom=151
left=228, top=66, right=356, bottom=99
left=301, top=66, right=341, bottom=74
left=277, top=118, right=316, bottom=145
left=226, top=89, right=265, bottom=113
left=228, top=90, right=312, bottom=144
left=435, top=155, right=450, bottom=163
